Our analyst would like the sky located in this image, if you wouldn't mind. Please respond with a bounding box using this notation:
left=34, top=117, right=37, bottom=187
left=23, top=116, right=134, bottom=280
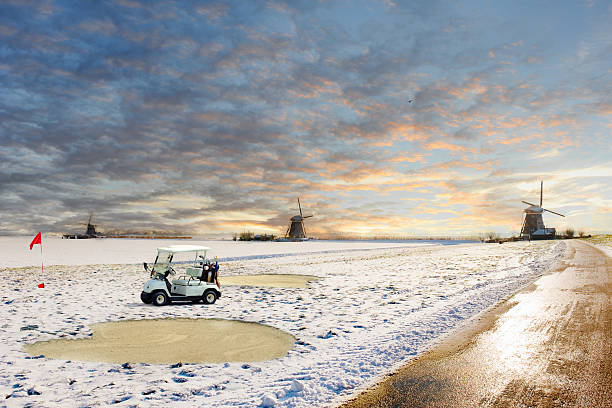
left=1, top=0, right=611, bottom=238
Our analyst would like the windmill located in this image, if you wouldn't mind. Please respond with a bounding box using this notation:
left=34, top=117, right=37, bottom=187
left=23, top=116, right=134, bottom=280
left=285, top=198, right=313, bottom=240
left=63, top=214, right=104, bottom=239
left=84, top=214, right=98, bottom=237
left=520, top=181, right=564, bottom=240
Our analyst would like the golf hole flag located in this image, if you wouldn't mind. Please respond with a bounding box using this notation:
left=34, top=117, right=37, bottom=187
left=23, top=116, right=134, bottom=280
left=30, top=232, right=42, bottom=250
left=29, top=232, right=44, bottom=277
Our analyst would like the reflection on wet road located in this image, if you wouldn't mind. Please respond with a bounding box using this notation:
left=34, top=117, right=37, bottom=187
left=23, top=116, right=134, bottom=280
left=343, top=240, right=611, bottom=407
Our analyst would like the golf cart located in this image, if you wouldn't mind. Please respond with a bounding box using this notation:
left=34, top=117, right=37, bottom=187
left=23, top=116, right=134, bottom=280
left=140, top=245, right=221, bottom=306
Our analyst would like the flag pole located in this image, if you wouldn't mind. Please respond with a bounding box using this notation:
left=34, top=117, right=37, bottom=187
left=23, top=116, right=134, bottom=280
left=29, top=232, right=44, bottom=286
left=40, top=238, right=44, bottom=274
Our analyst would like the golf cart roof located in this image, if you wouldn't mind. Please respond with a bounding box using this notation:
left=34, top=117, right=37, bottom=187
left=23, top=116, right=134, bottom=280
left=156, top=245, right=211, bottom=253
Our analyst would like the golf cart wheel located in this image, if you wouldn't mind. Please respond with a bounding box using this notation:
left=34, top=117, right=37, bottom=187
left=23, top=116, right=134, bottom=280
left=140, top=292, right=152, bottom=304
left=202, top=290, right=218, bottom=305
left=152, top=291, right=169, bottom=306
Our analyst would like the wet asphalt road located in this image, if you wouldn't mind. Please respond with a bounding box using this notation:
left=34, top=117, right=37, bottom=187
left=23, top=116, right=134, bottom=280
left=341, top=240, right=611, bottom=408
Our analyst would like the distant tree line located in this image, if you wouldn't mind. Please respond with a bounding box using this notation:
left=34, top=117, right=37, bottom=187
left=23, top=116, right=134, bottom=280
left=480, top=228, right=590, bottom=243
left=233, top=231, right=277, bottom=241
left=233, top=229, right=590, bottom=242
left=316, top=233, right=480, bottom=241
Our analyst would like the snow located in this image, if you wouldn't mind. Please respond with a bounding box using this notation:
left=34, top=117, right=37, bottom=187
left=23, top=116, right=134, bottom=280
left=0, top=236, right=458, bottom=268
left=597, top=245, right=612, bottom=258
left=587, top=239, right=612, bottom=258
left=156, top=245, right=212, bottom=253
left=0, top=238, right=567, bottom=407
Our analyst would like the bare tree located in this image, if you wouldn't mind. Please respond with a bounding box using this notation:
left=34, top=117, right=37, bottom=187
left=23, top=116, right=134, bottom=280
left=239, top=231, right=254, bottom=241
left=485, top=231, right=499, bottom=241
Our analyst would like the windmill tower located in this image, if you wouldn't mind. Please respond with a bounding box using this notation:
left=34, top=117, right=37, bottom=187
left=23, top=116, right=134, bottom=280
left=285, top=198, right=313, bottom=240
left=520, top=181, right=564, bottom=240
left=85, top=214, right=98, bottom=237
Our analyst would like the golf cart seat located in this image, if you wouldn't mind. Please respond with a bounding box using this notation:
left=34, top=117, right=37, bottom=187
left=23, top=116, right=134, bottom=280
left=172, top=267, right=203, bottom=286
left=186, top=267, right=202, bottom=278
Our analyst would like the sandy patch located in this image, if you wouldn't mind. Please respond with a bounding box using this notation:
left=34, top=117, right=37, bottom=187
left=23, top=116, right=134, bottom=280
left=23, top=318, right=295, bottom=364
left=220, top=274, right=320, bottom=288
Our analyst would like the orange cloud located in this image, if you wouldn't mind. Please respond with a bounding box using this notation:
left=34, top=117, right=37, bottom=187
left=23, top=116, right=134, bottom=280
left=363, top=140, right=394, bottom=147
left=385, top=121, right=431, bottom=142
left=289, top=77, right=341, bottom=99
left=390, top=153, right=426, bottom=163
left=443, top=77, right=487, bottom=100
left=493, top=134, right=532, bottom=146
left=424, top=140, right=476, bottom=153
left=435, top=160, right=494, bottom=171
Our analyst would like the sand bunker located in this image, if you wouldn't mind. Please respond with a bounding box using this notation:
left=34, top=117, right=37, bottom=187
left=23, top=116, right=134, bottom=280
left=220, top=274, right=320, bottom=288
left=23, top=318, right=295, bottom=364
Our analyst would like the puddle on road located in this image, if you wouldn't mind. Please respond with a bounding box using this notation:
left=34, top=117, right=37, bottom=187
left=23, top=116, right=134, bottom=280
left=220, top=274, right=320, bottom=288
left=23, top=318, right=295, bottom=364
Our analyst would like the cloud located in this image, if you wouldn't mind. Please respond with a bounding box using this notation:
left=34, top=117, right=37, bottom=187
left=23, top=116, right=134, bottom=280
left=424, top=140, right=476, bottom=153
left=0, top=0, right=610, bottom=235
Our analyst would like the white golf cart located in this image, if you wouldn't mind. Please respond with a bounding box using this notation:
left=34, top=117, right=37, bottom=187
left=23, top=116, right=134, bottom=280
left=140, top=245, right=221, bottom=306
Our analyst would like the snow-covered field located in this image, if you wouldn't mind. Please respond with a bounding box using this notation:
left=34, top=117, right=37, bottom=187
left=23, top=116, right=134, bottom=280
left=0, top=238, right=567, bottom=407
left=0, top=236, right=451, bottom=268
left=585, top=235, right=612, bottom=258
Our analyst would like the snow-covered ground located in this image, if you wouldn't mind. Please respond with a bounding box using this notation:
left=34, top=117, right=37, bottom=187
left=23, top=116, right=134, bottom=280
left=585, top=235, right=612, bottom=258
left=0, top=236, right=461, bottom=268
left=0, top=239, right=567, bottom=407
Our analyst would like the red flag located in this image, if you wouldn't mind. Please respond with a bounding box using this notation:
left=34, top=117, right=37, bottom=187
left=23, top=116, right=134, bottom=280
left=38, top=283, right=45, bottom=288
left=29, top=232, right=42, bottom=250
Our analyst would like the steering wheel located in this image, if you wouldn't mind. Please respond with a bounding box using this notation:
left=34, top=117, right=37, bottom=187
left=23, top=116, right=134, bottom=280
left=167, top=266, right=176, bottom=275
